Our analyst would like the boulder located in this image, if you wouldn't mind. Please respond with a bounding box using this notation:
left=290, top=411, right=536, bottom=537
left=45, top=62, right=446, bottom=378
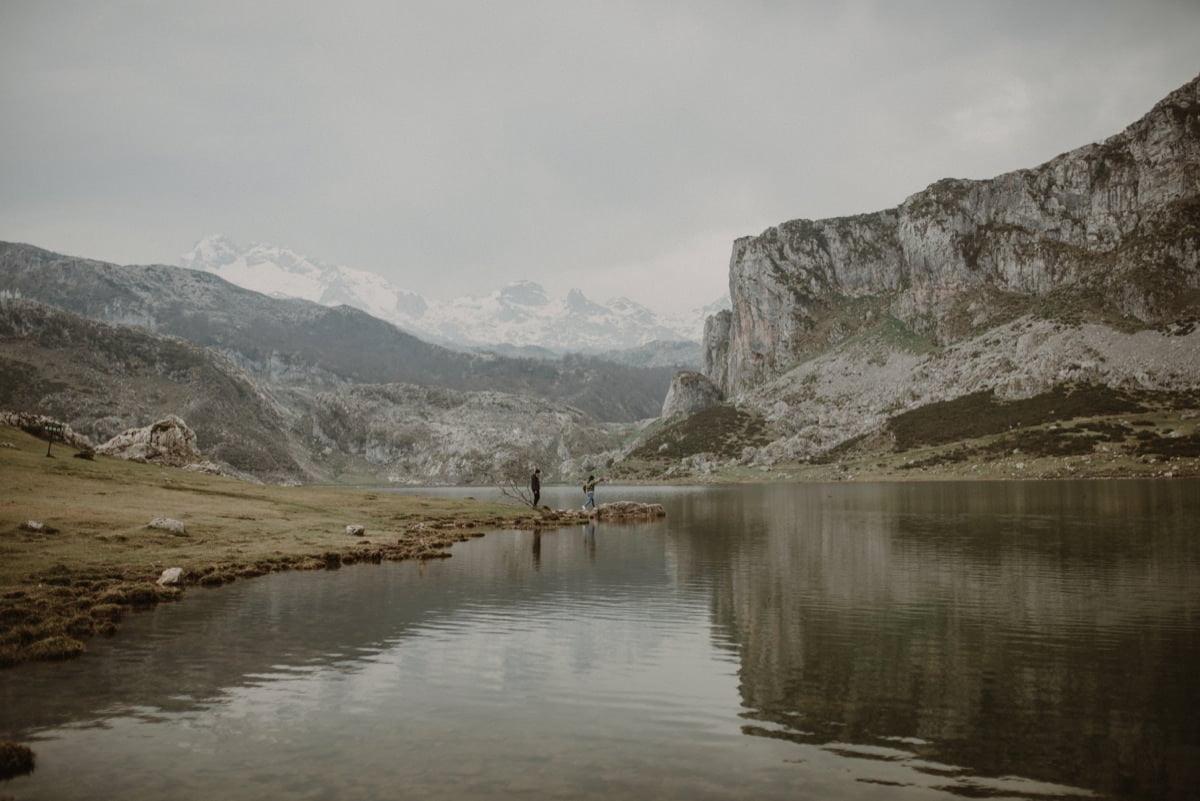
left=97, top=415, right=205, bottom=468
left=156, top=567, right=184, bottom=586
left=148, top=517, right=187, bottom=536
left=345, top=524, right=366, bottom=536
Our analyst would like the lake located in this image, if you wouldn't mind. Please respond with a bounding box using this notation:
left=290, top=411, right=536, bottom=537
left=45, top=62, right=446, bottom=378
left=2, top=480, right=1198, bottom=800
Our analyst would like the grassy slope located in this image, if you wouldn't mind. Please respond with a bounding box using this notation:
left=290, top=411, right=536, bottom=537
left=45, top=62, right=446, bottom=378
left=0, top=424, right=532, bottom=667
left=612, top=384, right=1200, bottom=483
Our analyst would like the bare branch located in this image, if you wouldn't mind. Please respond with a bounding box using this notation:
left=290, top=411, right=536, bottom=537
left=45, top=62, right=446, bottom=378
left=497, top=477, right=536, bottom=508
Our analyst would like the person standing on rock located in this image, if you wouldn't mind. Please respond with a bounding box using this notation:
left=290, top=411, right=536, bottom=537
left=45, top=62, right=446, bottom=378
left=582, top=474, right=603, bottom=510
left=530, top=468, right=542, bottom=507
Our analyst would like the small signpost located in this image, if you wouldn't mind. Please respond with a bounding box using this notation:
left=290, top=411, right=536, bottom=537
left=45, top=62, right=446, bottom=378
left=43, top=421, right=65, bottom=457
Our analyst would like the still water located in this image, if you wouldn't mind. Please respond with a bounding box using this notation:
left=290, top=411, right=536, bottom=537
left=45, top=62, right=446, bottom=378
left=2, top=481, right=1198, bottom=800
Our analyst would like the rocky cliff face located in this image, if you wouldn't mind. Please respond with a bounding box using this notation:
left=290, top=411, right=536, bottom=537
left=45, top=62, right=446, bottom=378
left=707, top=74, right=1200, bottom=397
left=303, top=383, right=623, bottom=485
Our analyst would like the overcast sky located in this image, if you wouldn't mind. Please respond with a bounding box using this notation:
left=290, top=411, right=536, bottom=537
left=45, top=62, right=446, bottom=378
left=2, top=1, right=1198, bottom=314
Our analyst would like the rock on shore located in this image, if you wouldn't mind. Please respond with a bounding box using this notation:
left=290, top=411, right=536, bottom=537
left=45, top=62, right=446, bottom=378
left=593, top=501, right=667, bottom=520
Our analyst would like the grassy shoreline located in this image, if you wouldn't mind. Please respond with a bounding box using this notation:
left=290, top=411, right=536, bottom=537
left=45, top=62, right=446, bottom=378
left=0, top=424, right=563, bottom=669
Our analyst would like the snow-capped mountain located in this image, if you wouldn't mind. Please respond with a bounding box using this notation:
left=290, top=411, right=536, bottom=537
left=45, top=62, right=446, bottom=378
left=180, top=235, right=727, bottom=352
left=179, top=235, right=427, bottom=321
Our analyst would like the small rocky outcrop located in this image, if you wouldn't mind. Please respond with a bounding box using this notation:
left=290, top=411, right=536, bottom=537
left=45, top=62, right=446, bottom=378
left=595, top=501, right=667, bottom=520
left=661, top=371, right=723, bottom=418
left=0, top=411, right=92, bottom=450
left=97, top=415, right=209, bottom=468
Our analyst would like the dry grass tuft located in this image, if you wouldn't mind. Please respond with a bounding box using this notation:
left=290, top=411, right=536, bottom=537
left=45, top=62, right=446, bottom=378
left=23, top=635, right=85, bottom=662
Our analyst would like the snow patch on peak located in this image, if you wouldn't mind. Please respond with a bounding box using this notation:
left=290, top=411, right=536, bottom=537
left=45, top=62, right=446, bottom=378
left=181, top=235, right=717, bottom=352
left=181, top=234, right=240, bottom=269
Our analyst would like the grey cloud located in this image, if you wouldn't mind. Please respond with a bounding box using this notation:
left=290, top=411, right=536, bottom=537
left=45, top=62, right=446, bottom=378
left=1, top=0, right=1197, bottom=313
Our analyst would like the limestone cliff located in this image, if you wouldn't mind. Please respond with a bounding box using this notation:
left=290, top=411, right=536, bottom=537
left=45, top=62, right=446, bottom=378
left=707, top=74, right=1200, bottom=397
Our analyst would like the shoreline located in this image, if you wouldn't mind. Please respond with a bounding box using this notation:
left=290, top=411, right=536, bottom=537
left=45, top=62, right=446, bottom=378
left=0, top=424, right=665, bottom=670
left=0, top=424, right=600, bottom=670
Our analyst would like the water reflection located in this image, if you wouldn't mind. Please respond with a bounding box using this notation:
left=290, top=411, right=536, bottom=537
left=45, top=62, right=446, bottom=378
left=672, top=481, right=1200, bottom=801
left=584, top=520, right=596, bottom=560
left=1, top=481, right=1197, bottom=800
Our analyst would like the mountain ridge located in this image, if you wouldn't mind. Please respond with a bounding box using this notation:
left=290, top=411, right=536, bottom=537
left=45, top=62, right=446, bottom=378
left=180, top=234, right=727, bottom=351
left=0, top=240, right=675, bottom=423
left=705, top=72, right=1200, bottom=397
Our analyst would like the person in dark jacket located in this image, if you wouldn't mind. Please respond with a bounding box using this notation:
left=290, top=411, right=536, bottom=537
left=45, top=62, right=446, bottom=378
left=530, top=468, right=542, bottom=507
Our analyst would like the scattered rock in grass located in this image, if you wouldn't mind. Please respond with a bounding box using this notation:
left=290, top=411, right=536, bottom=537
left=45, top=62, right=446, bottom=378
left=148, top=517, right=187, bottom=536
left=156, top=567, right=184, bottom=586
left=345, top=524, right=365, bottom=536
left=20, top=518, right=64, bottom=534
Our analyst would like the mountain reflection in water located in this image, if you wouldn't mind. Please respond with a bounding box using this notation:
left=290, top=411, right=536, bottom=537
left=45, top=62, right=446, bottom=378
left=1, top=481, right=1197, bottom=801
left=689, top=481, right=1200, bottom=801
